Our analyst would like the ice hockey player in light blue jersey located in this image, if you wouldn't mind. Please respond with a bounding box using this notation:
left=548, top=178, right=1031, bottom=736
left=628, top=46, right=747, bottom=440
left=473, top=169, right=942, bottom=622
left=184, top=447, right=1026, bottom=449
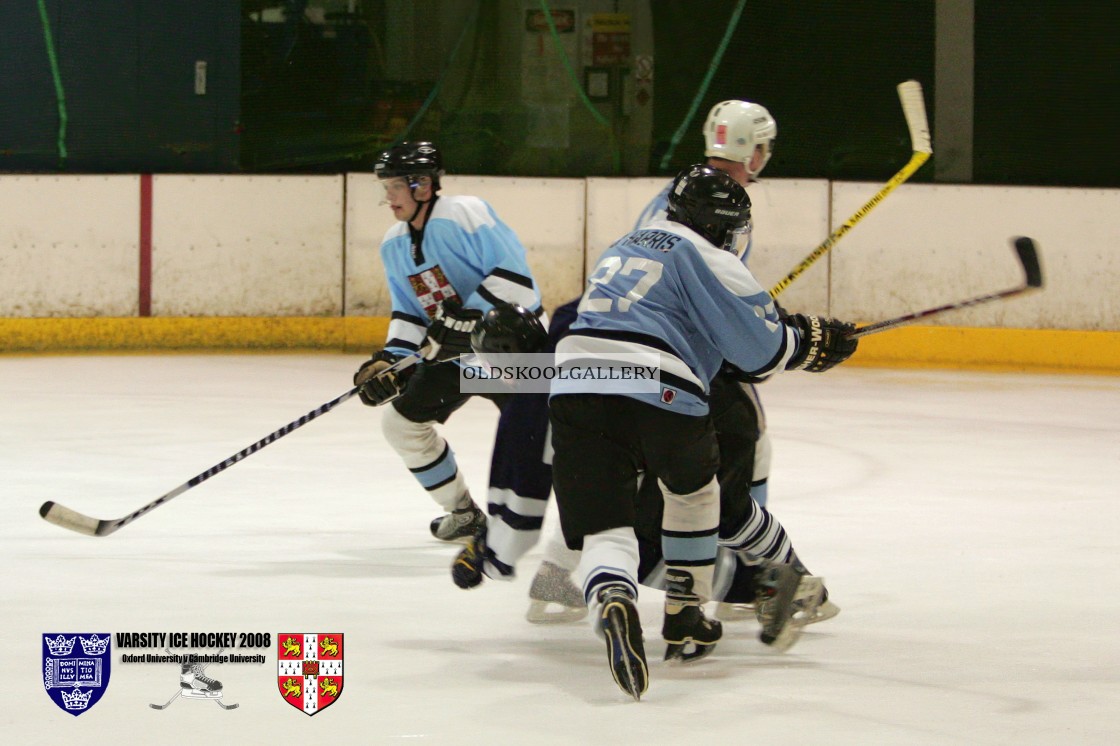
left=352, top=141, right=543, bottom=544
left=552, top=218, right=792, bottom=413
left=377, top=192, right=541, bottom=360
left=548, top=164, right=859, bottom=699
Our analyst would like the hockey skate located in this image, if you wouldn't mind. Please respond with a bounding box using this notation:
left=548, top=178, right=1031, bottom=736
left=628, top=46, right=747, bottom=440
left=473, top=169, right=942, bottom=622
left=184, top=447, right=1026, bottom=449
left=526, top=561, right=587, bottom=624
left=661, top=571, right=722, bottom=663
left=717, top=575, right=839, bottom=626
left=598, top=586, right=648, bottom=701
left=451, top=526, right=487, bottom=589
left=714, top=601, right=756, bottom=623
left=150, top=660, right=237, bottom=710
left=429, top=499, right=486, bottom=543
left=755, top=563, right=822, bottom=652
left=787, top=575, right=840, bottom=626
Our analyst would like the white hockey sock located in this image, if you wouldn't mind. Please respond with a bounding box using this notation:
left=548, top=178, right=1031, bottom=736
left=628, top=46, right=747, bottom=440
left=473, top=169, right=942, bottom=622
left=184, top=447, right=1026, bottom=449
left=659, top=476, right=719, bottom=602
left=381, top=406, right=469, bottom=511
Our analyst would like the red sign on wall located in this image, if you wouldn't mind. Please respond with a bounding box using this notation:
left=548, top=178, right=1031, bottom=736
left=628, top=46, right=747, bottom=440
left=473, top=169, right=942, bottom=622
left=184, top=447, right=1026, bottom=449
left=590, top=14, right=630, bottom=66
left=525, top=9, right=575, bottom=33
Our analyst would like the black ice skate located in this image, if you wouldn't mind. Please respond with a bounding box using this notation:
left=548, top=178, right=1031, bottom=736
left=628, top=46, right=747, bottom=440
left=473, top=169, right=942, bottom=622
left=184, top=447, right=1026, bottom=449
left=598, top=586, right=648, bottom=701
left=429, top=500, right=486, bottom=543
left=756, top=563, right=821, bottom=652
left=661, top=570, right=722, bottom=663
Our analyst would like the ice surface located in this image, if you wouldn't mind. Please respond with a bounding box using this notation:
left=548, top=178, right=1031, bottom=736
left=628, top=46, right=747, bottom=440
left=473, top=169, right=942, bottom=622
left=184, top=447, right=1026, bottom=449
left=3, top=353, right=1118, bottom=744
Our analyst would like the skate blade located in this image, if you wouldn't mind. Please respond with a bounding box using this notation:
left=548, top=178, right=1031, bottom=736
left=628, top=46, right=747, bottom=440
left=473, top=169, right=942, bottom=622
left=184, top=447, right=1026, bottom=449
left=664, top=641, right=717, bottom=663
left=714, top=602, right=756, bottom=623
left=181, top=689, right=224, bottom=699
left=796, top=599, right=840, bottom=626
left=526, top=599, right=588, bottom=624
left=603, top=605, right=648, bottom=701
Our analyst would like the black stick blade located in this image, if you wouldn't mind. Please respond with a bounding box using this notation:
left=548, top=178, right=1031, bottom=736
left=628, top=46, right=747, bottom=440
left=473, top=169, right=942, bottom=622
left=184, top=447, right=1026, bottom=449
left=1014, top=236, right=1043, bottom=288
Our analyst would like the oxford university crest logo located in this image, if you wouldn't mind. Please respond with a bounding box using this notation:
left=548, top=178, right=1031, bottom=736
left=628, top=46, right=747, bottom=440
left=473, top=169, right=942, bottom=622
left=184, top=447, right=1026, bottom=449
left=43, top=633, right=111, bottom=716
left=277, top=633, right=343, bottom=715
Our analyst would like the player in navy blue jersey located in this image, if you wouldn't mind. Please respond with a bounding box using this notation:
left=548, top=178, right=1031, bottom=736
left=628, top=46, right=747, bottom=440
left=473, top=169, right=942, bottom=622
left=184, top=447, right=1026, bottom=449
left=352, top=141, right=545, bottom=543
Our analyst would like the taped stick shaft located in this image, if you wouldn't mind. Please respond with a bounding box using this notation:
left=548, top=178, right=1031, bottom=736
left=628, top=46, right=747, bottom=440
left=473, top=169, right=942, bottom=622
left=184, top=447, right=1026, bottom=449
left=770, top=81, right=931, bottom=298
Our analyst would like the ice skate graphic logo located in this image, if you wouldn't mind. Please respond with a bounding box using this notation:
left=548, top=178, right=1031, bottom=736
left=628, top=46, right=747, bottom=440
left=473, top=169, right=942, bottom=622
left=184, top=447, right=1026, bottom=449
left=150, top=649, right=238, bottom=711
left=42, top=633, right=111, bottom=716
left=277, top=633, right=343, bottom=716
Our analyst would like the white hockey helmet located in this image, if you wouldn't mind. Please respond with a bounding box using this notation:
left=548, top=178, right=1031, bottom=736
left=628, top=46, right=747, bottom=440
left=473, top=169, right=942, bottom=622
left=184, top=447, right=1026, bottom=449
left=703, top=100, right=777, bottom=178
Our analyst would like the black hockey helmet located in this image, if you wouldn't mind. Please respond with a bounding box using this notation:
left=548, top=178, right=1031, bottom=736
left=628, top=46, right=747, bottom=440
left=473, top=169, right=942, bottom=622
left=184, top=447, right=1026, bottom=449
left=666, top=164, right=752, bottom=251
left=470, top=303, right=548, bottom=356
left=374, top=141, right=444, bottom=191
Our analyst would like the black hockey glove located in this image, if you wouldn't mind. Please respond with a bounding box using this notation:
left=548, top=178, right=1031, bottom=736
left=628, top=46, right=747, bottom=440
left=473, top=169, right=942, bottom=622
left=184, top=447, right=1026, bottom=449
left=785, top=314, right=858, bottom=373
left=423, top=298, right=484, bottom=362
left=353, top=349, right=414, bottom=406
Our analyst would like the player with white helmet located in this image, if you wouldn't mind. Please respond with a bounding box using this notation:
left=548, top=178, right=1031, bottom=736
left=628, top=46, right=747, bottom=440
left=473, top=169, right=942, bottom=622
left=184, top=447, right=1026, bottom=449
left=704, top=100, right=777, bottom=178
left=635, top=99, right=777, bottom=228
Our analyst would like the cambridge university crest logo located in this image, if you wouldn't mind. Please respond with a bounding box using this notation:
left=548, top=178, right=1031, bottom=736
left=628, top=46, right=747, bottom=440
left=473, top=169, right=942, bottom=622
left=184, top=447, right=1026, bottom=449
left=277, top=633, right=343, bottom=715
left=43, top=633, right=111, bottom=716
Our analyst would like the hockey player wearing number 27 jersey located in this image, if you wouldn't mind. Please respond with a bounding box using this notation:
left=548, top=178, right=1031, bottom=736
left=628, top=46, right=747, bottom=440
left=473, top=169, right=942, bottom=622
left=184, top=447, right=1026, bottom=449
left=552, top=218, right=794, bottom=411
left=548, top=165, right=858, bottom=699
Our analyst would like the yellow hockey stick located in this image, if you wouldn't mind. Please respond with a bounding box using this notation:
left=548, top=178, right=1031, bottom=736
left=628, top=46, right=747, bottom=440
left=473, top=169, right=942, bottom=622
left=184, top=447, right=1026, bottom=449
left=769, top=80, right=932, bottom=298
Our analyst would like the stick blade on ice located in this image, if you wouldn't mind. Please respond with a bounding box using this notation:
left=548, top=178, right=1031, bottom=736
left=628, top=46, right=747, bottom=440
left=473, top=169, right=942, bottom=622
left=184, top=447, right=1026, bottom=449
left=39, top=501, right=102, bottom=536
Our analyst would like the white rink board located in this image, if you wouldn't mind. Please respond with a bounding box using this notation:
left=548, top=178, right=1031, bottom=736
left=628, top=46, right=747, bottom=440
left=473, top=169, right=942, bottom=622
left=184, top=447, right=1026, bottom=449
left=0, top=175, right=138, bottom=317
left=151, top=175, right=343, bottom=316
left=585, top=177, right=666, bottom=274
left=829, top=183, right=1120, bottom=329
left=346, top=175, right=586, bottom=315
left=742, top=178, right=831, bottom=315
left=1, top=174, right=1117, bottom=332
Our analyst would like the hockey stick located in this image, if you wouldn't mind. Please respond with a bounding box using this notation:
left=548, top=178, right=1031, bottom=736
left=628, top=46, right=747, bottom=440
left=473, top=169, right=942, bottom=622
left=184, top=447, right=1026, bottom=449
left=847, top=237, right=1043, bottom=339
left=39, top=353, right=424, bottom=537
left=770, top=80, right=931, bottom=298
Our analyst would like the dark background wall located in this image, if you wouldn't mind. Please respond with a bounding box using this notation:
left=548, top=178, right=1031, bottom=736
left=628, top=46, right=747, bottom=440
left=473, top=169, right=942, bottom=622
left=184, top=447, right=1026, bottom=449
left=0, top=0, right=240, bottom=172
left=2, top=1, right=1117, bottom=186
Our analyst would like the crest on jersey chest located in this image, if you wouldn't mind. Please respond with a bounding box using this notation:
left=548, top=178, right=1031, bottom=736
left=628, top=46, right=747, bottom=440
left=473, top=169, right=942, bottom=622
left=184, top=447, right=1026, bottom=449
left=42, top=633, right=112, bottom=716
left=276, top=633, right=343, bottom=716
left=408, top=265, right=460, bottom=318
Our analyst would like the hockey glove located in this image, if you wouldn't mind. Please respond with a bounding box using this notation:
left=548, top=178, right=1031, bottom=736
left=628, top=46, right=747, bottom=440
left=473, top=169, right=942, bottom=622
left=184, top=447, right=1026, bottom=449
left=451, top=526, right=488, bottom=589
left=785, top=314, right=858, bottom=373
left=423, top=298, right=483, bottom=362
left=353, top=350, right=414, bottom=406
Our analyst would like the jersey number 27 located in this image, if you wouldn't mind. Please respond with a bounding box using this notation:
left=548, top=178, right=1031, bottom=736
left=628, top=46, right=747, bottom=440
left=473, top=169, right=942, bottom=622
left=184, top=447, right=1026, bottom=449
left=578, top=256, right=664, bottom=314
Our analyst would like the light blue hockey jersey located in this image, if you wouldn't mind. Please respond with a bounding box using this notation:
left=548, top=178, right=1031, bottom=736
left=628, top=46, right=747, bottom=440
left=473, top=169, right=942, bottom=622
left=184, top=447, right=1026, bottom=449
left=380, top=195, right=542, bottom=357
left=552, top=219, right=798, bottom=415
